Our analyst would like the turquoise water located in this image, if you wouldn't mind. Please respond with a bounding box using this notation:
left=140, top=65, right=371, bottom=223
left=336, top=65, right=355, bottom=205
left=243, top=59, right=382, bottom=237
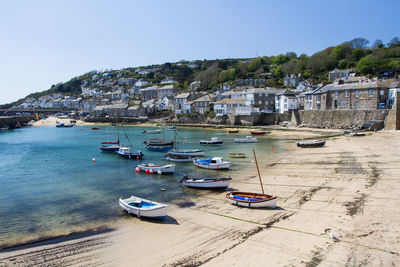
left=0, top=126, right=287, bottom=248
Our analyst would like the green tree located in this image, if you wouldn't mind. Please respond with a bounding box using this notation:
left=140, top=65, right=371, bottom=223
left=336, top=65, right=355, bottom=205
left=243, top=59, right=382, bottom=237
left=351, top=48, right=366, bottom=62
left=248, top=58, right=262, bottom=72
left=272, top=54, right=290, bottom=65
left=357, top=55, right=375, bottom=74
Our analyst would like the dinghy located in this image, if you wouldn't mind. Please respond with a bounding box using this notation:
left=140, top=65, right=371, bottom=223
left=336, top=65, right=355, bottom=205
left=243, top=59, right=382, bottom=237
left=229, top=153, right=246, bottom=158
left=180, top=175, right=231, bottom=189
left=193, top=157, right=230, bottom=170
left=234, top=136, right=258, bottom=143
left=296, top=140, right=325, bottom=148
left=143, top=129, right=162, bottom=134
left=200, top=137, right=223, bottom=145
left=164, top=153, right=197, bottom=162
left=136, top=163, right=176, bottom=174
left=119, top=196, right=167, bottom=219
left=227, top=129, right=239, bottom=133
left=168, top=149, right=205, bottom=157
left=250, top=130, right=270, bottom=135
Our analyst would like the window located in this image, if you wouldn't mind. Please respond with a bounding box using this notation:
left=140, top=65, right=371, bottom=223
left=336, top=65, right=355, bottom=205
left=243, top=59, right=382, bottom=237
left=380, top=90, right=384, bottom=96
left=340, top=99, right=346, bottom=107
left=369, top=89, right=373, bottom=97
left=355, top=101, right=359, bottom=107
left=345, top=91, right=348, bottom=97
left=259, top=100, right=261, bottom=105
left=355, top=90, right=359, bottom=98
left=335, top=91, right=338, bottom=98
left=284, top=98, right=288, bottom=103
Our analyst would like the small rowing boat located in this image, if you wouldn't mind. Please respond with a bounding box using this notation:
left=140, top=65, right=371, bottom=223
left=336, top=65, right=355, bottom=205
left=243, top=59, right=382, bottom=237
left=168, top=149, right=205, bottom=157
left=180, top=175, right=231, bottom=189
left=234, top=136, right=257, bottom=143
left=296, top=140, right=326, bottom=148
left=227, top=129, right=239, bottom=133
left=193, top=157, right=230, bottom=170
left=136, top=163, right=176, bottom=174
left=229, top=153, right=246, bottom=158
left=250, top=130, right=270, bottom=135
left=119, top=196, right=167, bottom=219
left=226, top=192, right=277, bottom=208
left=164, top=153, right=197, bottom=162
left=143, top=129, right=162, bottom=134
left=200, top=137, right=223, bottom=145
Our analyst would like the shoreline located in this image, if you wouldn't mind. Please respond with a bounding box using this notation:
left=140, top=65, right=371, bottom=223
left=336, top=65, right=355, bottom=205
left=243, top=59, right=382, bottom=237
left=2, top=128, right=399, bottom=266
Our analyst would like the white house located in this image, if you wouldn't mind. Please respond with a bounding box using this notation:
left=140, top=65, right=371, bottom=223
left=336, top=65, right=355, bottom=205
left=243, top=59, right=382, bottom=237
left=214, top=98, right=246, bottom=116
left=135, top=79, right=149, bottom=87
left=275, top=90, right=299, bottom=113
left=160, top=77, right=178, bottom=85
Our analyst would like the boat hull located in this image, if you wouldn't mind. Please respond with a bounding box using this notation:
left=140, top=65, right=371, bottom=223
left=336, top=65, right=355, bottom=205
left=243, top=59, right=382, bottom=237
left=200, top=140, right=223, bottom=145
left=234, top=138, right=257, bottom=143
left=226, top=192, right=277, bottom=208
left=146, top=145, right=174, bottom=151
left=99, top=145, right=120, bottom=152
left=116, top=151, right=144, bottom=159
left=193, top=160, right=230, bottom=170
left=119, top=196, right=167, bottom=218
left=181, top=178, right=231, bottom=188
left=169, top=150, right=205, bottom=156
left=296, top=140, right=326, bottom=148
left=137, top=164, right=176, bottom=174
left=229, top=153, right=246, bottom=158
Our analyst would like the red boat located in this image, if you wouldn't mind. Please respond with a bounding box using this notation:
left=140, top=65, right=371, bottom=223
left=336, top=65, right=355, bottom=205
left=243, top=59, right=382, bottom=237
left=250, top=130, right=270, bottom=135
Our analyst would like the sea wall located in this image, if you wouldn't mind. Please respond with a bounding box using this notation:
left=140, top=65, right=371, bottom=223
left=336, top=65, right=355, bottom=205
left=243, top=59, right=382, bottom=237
left=226, top=113, right=291, bottom=126
left=0, top=116, right=35, bottom=128
left=298, top=110, right=389, bottom=129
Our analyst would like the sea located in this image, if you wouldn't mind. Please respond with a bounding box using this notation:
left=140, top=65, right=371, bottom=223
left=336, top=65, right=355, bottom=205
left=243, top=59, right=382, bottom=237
left=0, top=125, right=288, bottom=248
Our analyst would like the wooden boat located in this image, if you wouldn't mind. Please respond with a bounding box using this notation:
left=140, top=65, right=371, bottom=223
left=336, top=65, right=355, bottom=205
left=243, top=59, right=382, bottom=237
left=136, top=163, right=176, bottom=174
left=227, top=129, right=239, bottom=133
left=143, top=129, right=162, bottom=134
left=92, top=127, right=100, bottom=130
left=200, top=137, right=223, bottom=145
left=144, top=137, right=174, bottom=147
left=119, top=196, right=167, bottom=219
left=116, top=147, right=144, bottom=159
left=193, top=157, right=230, bottom=170
left=164, top=153, right=197, bottom=162
left=168, top=149, right=205, bottom=157
left=344, top=131, right=366, bottom=137
left=234, top=136, right=257, bottom=143
left=226, top=192, right=277, bottom=208
left=296, top=140, right=326, bottom=148
left=250, top=130, right=270, bottom=135
left=225, top=148, right=277, bottom=208
left=229, top=153, right=246, bottom=158
left=180, top=175, right=231, bottom=189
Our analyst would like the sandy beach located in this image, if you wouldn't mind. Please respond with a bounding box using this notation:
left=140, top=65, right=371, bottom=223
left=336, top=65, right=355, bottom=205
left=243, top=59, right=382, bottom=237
left=1, top=128, right=400, bottom=266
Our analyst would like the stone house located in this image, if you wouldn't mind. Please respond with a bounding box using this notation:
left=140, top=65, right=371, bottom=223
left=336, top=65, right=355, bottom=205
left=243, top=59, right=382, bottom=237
left=190, top=81, right=201, bottom=91
left=174, top=93, right=199, bottom=114
left=192, top=95, right=212, bottom=114
left=283, top=74, right=303, bottom=86
left=135, top=79, right=149, bottom=87
left=157, top=85, right=178, bottom=99
left=139, top=86, right=158, bottom=101
left=328, top=68, right=354, bottom=81
left=312, top=80, right=391, bottom=110
left=127, top=105, right=146, bottom=117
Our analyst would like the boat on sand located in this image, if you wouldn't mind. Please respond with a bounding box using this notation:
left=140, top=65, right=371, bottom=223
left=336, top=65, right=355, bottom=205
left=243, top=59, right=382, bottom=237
left=136, top=163, right=175, bottom=174
left=296, top=140, right=325, bottom=148
left=180, top=175, right=231, bottom=189
left=119, top=196, right=167, bottom=219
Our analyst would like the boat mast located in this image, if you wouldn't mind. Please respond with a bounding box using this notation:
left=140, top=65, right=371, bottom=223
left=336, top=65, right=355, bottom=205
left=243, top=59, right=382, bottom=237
left=116, top=114, right=120, bottom=144
left=253, top=148, right=265, bottom=195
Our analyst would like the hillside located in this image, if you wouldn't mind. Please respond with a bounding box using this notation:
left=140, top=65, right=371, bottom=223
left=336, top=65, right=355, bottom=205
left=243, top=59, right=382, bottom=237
left=2, top=37, right=399, bottom=109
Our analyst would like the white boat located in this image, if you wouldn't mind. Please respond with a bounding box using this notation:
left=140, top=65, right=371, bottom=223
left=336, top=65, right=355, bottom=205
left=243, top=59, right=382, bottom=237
left=136, top=163, right=176, bottom=174
left=234, top=136, right=258, bottom=143
left=119, top=196, right=167, bottom=219
left=226, top=192, right=277, bottom=208
left=180, top=175, right=231, bottom=188
left=193, top=157, right=230, bottom=170
left=143, top=129, right=162, bottom=134
left=164, top=153, right=197, bottom=162
left=200, top=137, right=223, bottom=145
left=168, top=149, right=205, bottom=157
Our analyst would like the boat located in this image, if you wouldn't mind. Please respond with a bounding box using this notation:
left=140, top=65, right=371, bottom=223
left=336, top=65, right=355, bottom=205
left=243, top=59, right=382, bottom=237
left=119, top=196, right=167, bottom=219
left=56, top=123, right=65, bottom=127
left=63, top=123, right=74, bottom=127
left=144, top=137, right=174, bottom=147
left=193, top=157, right=230, bottom=170
left=180, top=175, right=231, bottom=189
left=229, top=153, right=246, bottom=158
left=116, top=147, right=144, bottom=159
left=168, top=149, right=205, bottom=157
left=0, top=125, right=9, bottom=130
left=166, top=126, right=177, bottom=130
left=143, top=129, right=162, bottom=134
left=164, top=153, right=197, bottom=162
left=234, top=136, right=258, bottom=143
left=344, top=131, right=366, bottom=137
left=226, top=192, right=277, bottom=208
left=136, top=163, right=176, bottom=174
left=145, top=144, right=174, bottom=152
left=99, top=117, right=121, bottom=152
left=200, top=137, right=223, bottom=145
left=296, top=140, right=326, bottom=148
left=225, top=148, right=277, bottom=208
left=227, top=129, right=239, bottom=133
left=92, top=127, right=100, bottom=130
left=250, top=130, right=270, bottom=135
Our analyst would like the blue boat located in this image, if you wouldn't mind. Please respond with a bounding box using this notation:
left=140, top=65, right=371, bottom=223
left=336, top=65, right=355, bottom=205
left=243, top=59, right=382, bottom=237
left=146, top=145, right=174, bottom=152
left=99, top=144, right=120, bottom=152
left=56, top=123, right=65, bottom=127
left=166, top=126, right=177, bottom=130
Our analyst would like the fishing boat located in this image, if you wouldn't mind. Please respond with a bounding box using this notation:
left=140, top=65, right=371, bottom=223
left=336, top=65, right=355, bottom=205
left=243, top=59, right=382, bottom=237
left=136, top=163, right=176, bottom=174
left=180, top=175, right=231, bottom=189
left=296, top=140, right=326, bottom=148
left=229, top=153, right=246, bottom=158
left=200, top=137, right=223, bottom=145
left=250, top=130, right=270, bottom=135
left=119, top=196, right=167, bottom=219
left=225, top=149, right=277, bottom=208
left=143, top=129, right=162, bottom=134
left=344, top=131, right=366, bottom=137
left=164, top=153, right=197, bottom=162
left=193, top=157, right=230, bottom=170
left=227, top=129, right=239, bottom=133
left=116, top=147, right=144, bottom=159
left=234, top=136, right=258, bottom=143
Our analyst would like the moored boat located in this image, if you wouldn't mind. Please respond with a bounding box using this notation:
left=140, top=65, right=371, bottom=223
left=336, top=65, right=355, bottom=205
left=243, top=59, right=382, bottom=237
left=144, top=137, right=174, bottom=146
left=227, top=129, right=239, bottom=133
left=180, top=175, right=231, bottom=189
left=146, top=144, right=174, bottom=151
left=164, top=153, right=197, bottom=162
left=193, top=157, right=230, bottom=170
left=99, top=144, right=120, bottom=152
left=116, top=147, right=144, bottom=159
left=136, top=163, right=176, bottom=174
left=226, top=192, right=277, bottom=208
left=250, top=130, right=270, bottom=135
left=229, top=153, right=246, bottom=158
left=119, top=196, right=167, bottom=219
left=56, top=123, right=65, bottom=127
left=92, top=127, right=100, bottom=130
left=143, top=129, right=162, bottom=134
left=234, top=136, right=257, bottom=143
left=296, top=140, right=326, bottom=148
left=166, top=126, right=177, bottom=130
left=168, top=149, right=205, bottom=157
left=200, top=137, right=223, bottom=145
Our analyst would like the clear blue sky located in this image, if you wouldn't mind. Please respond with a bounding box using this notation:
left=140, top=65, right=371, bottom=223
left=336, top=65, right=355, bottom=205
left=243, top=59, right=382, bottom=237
left=0, top=0, right=398, bottom=104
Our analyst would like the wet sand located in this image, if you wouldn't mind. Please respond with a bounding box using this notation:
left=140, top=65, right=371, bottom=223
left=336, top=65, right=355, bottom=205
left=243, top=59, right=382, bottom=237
left=1, top=129, right=400, bottom=266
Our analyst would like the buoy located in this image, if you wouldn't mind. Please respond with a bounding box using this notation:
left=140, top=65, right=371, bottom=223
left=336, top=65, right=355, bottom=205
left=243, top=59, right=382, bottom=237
left=135, top=167, right=140, bottom=172
left=149, top=169, right=154, bottom=174
left=92, top=158, right=96, bottom=162
left=145, top=169, right=149, bottom=173
left=136, top=156, right=139, bottom=159
left=272, top=149, right=275, bottom=152
left=158, top=170, right=162, bottom=175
